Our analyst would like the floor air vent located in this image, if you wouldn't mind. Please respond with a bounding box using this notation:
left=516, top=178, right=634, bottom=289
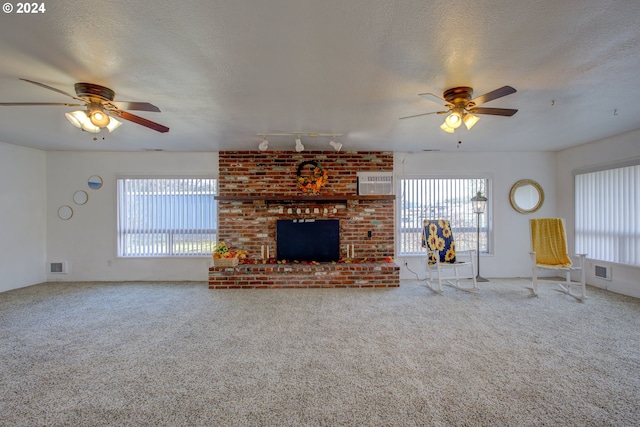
left=49, top=261, right=67, bottom=274
left=594, top=265, right=611, bottom=280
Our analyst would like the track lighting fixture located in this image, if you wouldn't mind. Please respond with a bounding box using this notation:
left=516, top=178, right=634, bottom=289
left=258, top=137, right=269, bottom=151
left=329, top=139, right=342, bottom=152
left=256, top=132, right=344, bottom=151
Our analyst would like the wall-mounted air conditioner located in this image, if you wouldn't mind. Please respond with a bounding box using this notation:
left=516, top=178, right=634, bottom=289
left=357, top=172, right=394, bottom=195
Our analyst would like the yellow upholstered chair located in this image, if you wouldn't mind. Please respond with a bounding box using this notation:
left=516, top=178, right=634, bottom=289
left=422, top=219, right=478, bottom=293
left=530, top=218, right=587, bottom=301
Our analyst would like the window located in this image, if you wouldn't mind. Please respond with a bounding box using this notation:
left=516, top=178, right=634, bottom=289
left=398, top=177, right=491, bottom=255
left=575, top=162, right=640, bottom=266
left=117, top=177, right=217, bottom=257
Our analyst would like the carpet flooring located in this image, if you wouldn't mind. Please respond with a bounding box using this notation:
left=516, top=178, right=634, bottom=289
left=1, top=279, right=639, bottom=426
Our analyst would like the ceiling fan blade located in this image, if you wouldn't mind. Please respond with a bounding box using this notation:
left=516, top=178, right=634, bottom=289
left=19, top=78, right=87, bottom=103
left=468, top=86, right=516, bottom=107
left=418, top=92, right=447, bottom=105
left=110, top=101, right=161, bottom=112
left=0, top=102, right=83, bottom=107
left=399, top=111, right=448, bottom=120
left=112, top=110, right=169, bottom=133
left=469, top=107, right=518, bottom=117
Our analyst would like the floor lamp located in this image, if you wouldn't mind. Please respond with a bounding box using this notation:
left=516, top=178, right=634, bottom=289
left=471, top=191, right=489, bottom=282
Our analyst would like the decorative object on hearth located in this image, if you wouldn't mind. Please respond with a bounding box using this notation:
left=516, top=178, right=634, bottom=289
left=296, top=160, right=328, bottom=195
left=212, top=241, right=247, bottom=267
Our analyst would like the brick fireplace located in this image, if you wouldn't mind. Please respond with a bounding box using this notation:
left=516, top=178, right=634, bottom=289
left=209, top=151, right=399, bottom=288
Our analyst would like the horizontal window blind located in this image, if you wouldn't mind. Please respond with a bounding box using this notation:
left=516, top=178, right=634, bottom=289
left=398, top=177, right=490, bottom=255
left=117, top=178, right=217, bottom=257
left=575, top=164, right=640, bottom=266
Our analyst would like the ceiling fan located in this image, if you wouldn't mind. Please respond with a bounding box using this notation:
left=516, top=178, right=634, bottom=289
left=0, top=78, right=169, bottom=133
left=400, top=85, right=517, bottom=133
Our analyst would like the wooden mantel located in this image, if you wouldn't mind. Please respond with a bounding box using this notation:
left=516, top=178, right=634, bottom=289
left=215, top=195, right=395, bottom=203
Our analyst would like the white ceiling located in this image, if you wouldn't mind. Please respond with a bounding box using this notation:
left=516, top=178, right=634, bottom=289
left=1, top=0, right=639, bottom=152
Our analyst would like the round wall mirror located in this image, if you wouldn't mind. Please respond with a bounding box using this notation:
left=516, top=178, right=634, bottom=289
left=88, top=175, right=103, bottom=190
left=58, top=205, right=73, bottom=220
left=73, top=190, right=88, bottom=205
left=509, top=179, right=544, bottom=214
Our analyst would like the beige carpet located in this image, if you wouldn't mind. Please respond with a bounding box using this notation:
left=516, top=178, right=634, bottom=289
left=1, top=279, right=639, bottom=426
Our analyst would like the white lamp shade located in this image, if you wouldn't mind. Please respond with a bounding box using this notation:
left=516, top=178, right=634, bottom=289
left=65, top=110, right=87, bottom=128
left=463, top=113, right=480, bottom=130
left=445, top=110, right=462, bottom=129
left=440, top=121, right=455, bottom=133
left=106, top=116, right=122, bottom=132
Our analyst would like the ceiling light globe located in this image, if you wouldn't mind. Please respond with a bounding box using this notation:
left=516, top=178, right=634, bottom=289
left=89, top=110, right=110, bottom=127
left=445, top=111, right=462, bottom=129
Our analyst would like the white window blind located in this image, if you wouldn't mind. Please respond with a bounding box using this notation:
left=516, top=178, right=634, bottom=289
left=117, top=178, right=217, bottom=257
left=575, top=163, right=640, bottom=266
left=398, top=177, right=491, bottom=255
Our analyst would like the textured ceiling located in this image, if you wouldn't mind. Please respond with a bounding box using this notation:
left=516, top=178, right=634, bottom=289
left=1, top=0, right=639, bottom=152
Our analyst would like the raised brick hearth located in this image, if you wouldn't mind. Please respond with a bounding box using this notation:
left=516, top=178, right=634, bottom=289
left=213, top=151, right=398, bottom=288
left=209, top=262, right=400, bottom=289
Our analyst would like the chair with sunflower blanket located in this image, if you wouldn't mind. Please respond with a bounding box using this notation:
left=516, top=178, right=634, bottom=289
left=422, top=219, right=478, bottom=293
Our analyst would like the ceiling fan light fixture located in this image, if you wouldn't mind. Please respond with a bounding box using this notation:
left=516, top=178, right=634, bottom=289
left=463, top=112, right=480, bottom=130
left=440, top=121, right=455, bottom=134
left=295, top=138, right=304, bottom=152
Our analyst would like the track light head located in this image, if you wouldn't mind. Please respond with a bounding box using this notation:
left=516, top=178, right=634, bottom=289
left=295, top=138, right=304, bottom=152
left=329, top=140, right=342, bottom=152
left=258, top=137, right=269, bottom=151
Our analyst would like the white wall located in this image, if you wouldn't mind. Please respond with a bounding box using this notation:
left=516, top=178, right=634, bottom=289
left=45, top=151, right=219, bottom=282
left=0, top=142, right=47, bottom=292
left=395, top=151, right=558, bottom=280
left=557, top=129, right=640, bottom=298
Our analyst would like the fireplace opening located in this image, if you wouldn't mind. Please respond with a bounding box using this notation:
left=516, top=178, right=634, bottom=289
left=276, top=219, right=340, bottom=262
